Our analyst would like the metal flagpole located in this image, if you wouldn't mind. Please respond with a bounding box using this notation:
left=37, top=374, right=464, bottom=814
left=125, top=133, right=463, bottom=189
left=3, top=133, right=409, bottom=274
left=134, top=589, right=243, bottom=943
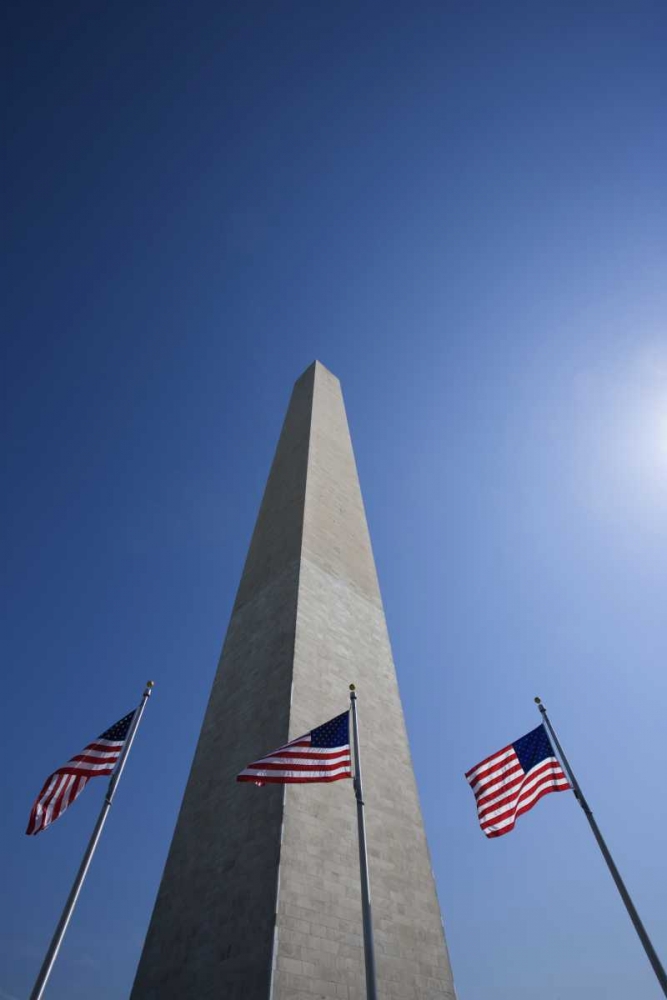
left=29, top=681, right=155, bottom=1000
left=349, top=684, right=378, bottom=1000
left=535, top=696, right=667, bottom=998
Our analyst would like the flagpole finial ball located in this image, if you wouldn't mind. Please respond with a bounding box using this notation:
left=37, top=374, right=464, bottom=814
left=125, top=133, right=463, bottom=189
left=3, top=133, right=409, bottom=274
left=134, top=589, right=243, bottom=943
left=147, top=680, right=155, bottom=688
left=349, top=683, right=356, bottom=691
left=534, top=696, right=541, bottom=704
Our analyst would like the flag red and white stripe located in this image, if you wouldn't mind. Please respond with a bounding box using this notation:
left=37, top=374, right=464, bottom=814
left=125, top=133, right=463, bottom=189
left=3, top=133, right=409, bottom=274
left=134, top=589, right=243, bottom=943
left=466, top=724, right=570, bottom=838
left=237, top=712, right=351, bottom=785
left=26, top=711, right=134, bottom=835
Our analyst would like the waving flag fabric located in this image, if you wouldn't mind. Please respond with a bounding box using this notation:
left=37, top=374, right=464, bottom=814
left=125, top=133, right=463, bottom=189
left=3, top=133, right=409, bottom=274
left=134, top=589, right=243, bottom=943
left=466, top=724, right=570, bottom=838
left=237, top=711, right=351, bottom=785
left=26, top=712, right=134, bottom=835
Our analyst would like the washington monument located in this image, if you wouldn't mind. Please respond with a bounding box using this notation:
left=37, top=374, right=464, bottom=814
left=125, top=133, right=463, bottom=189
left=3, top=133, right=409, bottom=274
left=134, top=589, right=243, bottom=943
left=131, top=361, right=455, bottom=1000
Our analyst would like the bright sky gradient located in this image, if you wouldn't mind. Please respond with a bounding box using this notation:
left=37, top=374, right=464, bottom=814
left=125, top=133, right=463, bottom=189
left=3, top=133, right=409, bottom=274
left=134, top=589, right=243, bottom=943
left=3, top=3, right=666, bottom=999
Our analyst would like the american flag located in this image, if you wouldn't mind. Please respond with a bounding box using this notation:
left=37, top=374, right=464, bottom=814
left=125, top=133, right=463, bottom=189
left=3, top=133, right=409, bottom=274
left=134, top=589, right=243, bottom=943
left=237, top=711, right=351, bottom=785
left=466, top=724, right=570, bottom=838
left=26, top=712, right=135, bottom=835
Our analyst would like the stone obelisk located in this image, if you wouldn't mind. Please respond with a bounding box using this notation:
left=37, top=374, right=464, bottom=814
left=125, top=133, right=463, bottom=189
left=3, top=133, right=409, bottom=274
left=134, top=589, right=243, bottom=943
left=131, top=362, right=455, bottom=1000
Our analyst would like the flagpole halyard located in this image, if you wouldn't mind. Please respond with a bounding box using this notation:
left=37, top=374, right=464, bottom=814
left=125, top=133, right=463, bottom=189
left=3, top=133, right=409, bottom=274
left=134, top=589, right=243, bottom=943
left=535, top=696, right=667, bottom=997
left=29, top=681, right=154, bottom=1000
left=349, top=684, right=378, bottom=1000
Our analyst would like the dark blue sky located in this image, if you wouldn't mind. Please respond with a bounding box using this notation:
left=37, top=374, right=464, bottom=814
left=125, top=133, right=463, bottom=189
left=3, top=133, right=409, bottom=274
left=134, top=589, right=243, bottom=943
left=3, top=3, right=666, bottom=998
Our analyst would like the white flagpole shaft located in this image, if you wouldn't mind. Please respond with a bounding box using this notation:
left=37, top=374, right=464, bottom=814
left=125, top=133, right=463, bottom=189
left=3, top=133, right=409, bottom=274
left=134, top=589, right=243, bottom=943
left=535, top=697, right=667, bottom=997
left=349, top=685, right=378, bottom=1000
left=29, top=681, right=154, bottom=1000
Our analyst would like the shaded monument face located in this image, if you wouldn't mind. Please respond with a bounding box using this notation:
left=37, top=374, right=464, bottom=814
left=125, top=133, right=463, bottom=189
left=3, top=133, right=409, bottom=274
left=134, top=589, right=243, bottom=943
left=131, top=362, right=455, bottom=1000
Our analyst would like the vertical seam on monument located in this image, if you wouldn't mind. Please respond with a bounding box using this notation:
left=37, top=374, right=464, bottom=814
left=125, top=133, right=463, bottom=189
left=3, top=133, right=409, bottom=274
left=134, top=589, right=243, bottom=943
left=268, top=362, right=316, bottom=1000
left=291, top=361, right=316, bottom=739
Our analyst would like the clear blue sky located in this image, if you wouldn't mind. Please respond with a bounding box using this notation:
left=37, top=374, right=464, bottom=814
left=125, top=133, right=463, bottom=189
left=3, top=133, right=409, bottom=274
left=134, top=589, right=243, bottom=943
left=2, top=3, right=666, bottom=998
